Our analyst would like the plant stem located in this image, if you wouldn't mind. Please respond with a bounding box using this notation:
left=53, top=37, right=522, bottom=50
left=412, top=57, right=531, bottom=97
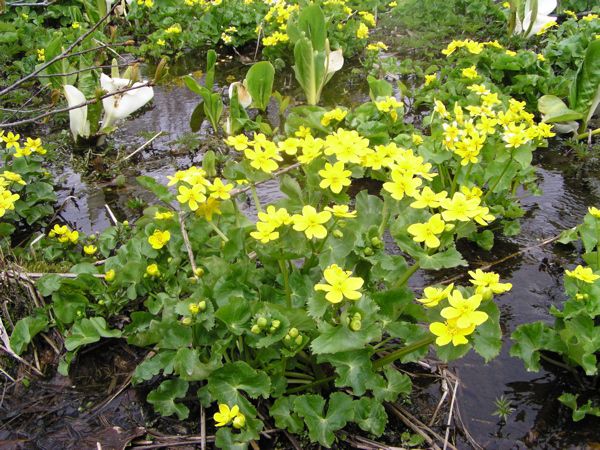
left=393, top=262, right=420, bottom=288
left=577, top=128, right=600, bottom=140
left=287, top=335, right=435, bottom=394
left=483, top=151, right=514, bottom=202
left=208, top=221, right=229, bottom=242
left=373, top=336, right=436, bottom=369
left=279, top=259, right=292, bottom=308
left=250, top=184, right=263, bottom=213
left=378, top=196, right=390, bottom=237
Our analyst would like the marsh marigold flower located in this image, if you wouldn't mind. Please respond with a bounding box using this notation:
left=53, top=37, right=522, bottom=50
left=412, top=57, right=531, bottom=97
left=292, top=205, right=331, bottom=240
left=148, top=230, right=171, bottom=249
left=314, top=263, right=364, bottom=303
left=565, top=265, right=600, bottom=284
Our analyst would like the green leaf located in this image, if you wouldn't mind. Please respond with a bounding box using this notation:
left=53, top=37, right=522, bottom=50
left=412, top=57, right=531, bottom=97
left=52, top=290, right=89, bottom=324
left=510, top=322, right=563, bottom=371
left=372, top=366, right=412, bottom=402
left=205, top=49, right=218, bottom=92
left=132, top=350, right=176, bottom=383
left=36, top=274, right=62, bottom=296
left=215, top=297, right=251, bottom=336
left=538, top=95, right=582, bottom=123
left=207, top=361, right=271, bottom=415
left=570, top=40, right=600, bottom=131
left=147, top=379, right=190, bottom=420
left=10, top=311, right=48, bottom=355
left=311, top=321, right=381, bottom=354
left=367, top=76, right=393, bottom=101
left=354, top=397, right=388, bottom=437
left=184, top=74, right=209, bottom=98
left=558, top=393, right=600, bottom=422
left=65, top=317, right=122, bottom=351
left=294, top=392, right=353, bottom=447
left=419, top=247, right=467, bottom=270
left=270, top=396, right=304, bottom=434
left=472, top=301, right=502, bottom=362
left=318, top=349, right=376, bottom=396
left=137, top=176, right=175, bottom=203
left=245, top=61, right=275, bottom=111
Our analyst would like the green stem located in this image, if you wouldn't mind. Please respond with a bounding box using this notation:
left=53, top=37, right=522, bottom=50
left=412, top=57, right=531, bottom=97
left=279, top=259, right=292, bottom=308
left=373, top=336, right=436, bottom=369
left=577, top=127, right=600, bottom=140
left=284, top=371, right=314, bottom=380
left=287, top=335, right=436, bottom=394
left=482, top=151, right=514, bottom=202
left=595, top=221, right=600, bottom=270
left=250, top=184, right=263, bottom=213
left=208, top=221, right=229, bottom=242
left=378, top=196, right=390, bottom=237
left=463, top=163, right=473, bottom=185
left=393, top=262, right=420, bottom=289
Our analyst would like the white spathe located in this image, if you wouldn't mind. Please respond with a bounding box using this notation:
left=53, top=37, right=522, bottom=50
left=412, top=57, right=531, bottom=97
left=228, top=81, right=253, bottom=109
left=326, top=49, right=344, bottom=76
left=514, top=0, right=557, bottom=38
left=100, top=73, right=154, bottom=130
left=64, top=85, right=90, bottom=141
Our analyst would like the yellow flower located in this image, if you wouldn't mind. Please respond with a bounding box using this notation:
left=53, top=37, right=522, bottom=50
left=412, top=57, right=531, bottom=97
left=505, top=50, right=517, bottom=57
left=407, top=213, right=446, bottom=248
left=461, top=65, right=479, bottom=80
left=295, top=126, right=312, bottom=138
left=440, top=290, right=488, bottom=328
left=292, top=205, right=331, bottom=240
left=581, top=13, right=598, bottom=22
left=37, top=48, right=45, bottom=62
left=155, top=211, right=174, bottom=220
left=356, top=22, right=369, bottom=39
left=157, top=39, right=166, bottom=46
left=383, top=171, right=422, bottom=201
left=0, top=189, right=20, bottom=217
left=424, top=74, right=437, bottom=86
left=148, top=230, right=171, bottom=250
left=318, top=161, right=352, bottom=194
left=177, top=184, right=207, bottom=211
left=214, top=404, right=240, bottom=427
left=324, top=204, right=357, bottom=218
left=412, top=134, right=424, bottom=145
left=410, top=187, right=447, bottom=209
left=250, top=221, right=279, bottom=243
left=105, top=269, right=116, bottom=282
left=0, top=171, right=26, bottom=186
left=588, top=207, right=600, bottom=219
left=417, top=283, right=454, bottom=307
left=314, top=263, right=364, bottom=303
left=83, top=245, right=97, bottom=255
left=2, top=132, right=20, bottom=150
left=209, top=178, right=234, bottom=200
left=258, top=205, right=292, bottom=227
left=468, top=269, right=512, bottom=299
left=565, top=265, right=600, bottom=284
left=429, top=320, right=475, bottom=346
left=165, top=24, right=182, bottom=34
left=195, top=197, right=222, bottom=222
left=72, top=22, right=80, bottom=29
left=146, top=263, right=160, bottom=277
left=441, top=192, right=480, bottom=222
left=225, top=134, right=249, bottom=151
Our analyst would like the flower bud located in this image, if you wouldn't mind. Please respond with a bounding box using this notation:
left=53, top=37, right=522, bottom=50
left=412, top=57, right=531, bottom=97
left=294, top=335, right=303, bottom=346
left=333, top=230, right=344, bottom=239
left=251, top=324, right=261, bottom=334
left=370, top=237, right=383, bottom=248
left=232, top=414, right=246, bottom=429
left=288, top=327, right=299, bottom=338
left=198, top=300, right=207, bottom=311
left=194, top=267, right=205, bottom=277
left=271, top=319, right=281, bottom=329
left=350, top=319, right=362, bottom=331
left=181, top=317, right=192, bottom=325
left=257, top=317, right=268, bottom=328
left=364, top=246, right=374, bottom=256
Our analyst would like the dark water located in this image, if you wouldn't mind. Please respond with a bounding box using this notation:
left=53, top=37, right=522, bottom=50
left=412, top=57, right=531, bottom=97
left=11, top=51, right=600, bottom=449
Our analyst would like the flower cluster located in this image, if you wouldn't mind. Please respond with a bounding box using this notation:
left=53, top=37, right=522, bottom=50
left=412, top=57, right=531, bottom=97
left=423, top=270, right=511, bottom=346
left=49, top=224, right=79, bottom=244
left=214, top=404, right=246, bottom=429
left=1, top=132, right=46, bottom=158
